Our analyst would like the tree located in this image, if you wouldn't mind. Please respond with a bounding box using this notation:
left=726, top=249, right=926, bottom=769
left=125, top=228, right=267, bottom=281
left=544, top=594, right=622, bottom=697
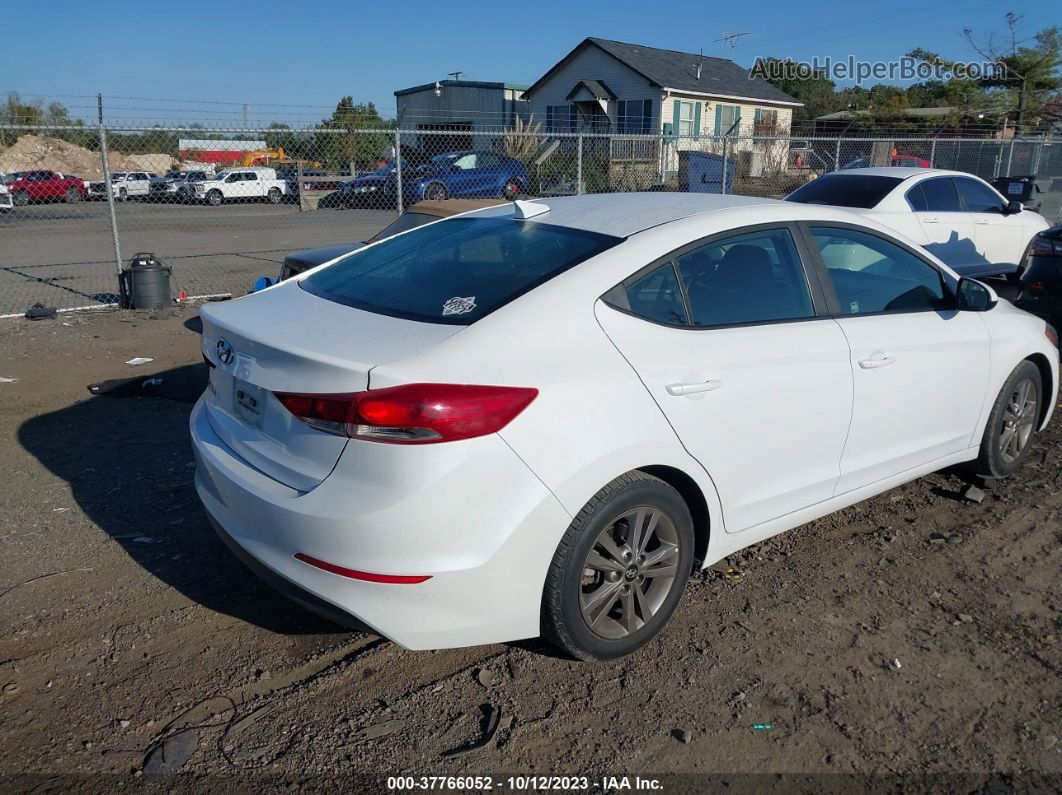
left=315, top=97, right=393, bottom=169
left=753, top=58, right=842, bottom=125
left=961, top=14, right=1061, bottom=134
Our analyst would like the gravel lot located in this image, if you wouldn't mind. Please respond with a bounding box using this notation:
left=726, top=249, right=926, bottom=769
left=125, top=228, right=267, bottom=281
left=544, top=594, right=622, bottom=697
left=0, top=304, right=1059, bottom=793
left=0, top=201, right=395, bottom=316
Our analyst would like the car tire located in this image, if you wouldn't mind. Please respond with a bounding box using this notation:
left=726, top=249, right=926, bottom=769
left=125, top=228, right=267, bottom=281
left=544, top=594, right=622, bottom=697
left=1007, top=240, right=1035, bottom=285
left=541, top=471, right=694, bottom=662
left=973, top=360, right=1042, bottom=479
left=502, top=178, right=521, bottom=201
left=206, top=190, right=223, bottom=207
left=118, top=187, right=128, bottom=202
left=13, top=190, right=29, bottom=207
left=267, top=187, right=282, bottom=204
left=65, top=187, right=81, bottom=203
left=423, top=182, right=449, bottom=201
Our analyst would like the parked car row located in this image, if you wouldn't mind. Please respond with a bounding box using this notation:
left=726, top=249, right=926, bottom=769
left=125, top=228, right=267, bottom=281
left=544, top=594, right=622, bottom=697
left=319, top=150, right=529, bottom=210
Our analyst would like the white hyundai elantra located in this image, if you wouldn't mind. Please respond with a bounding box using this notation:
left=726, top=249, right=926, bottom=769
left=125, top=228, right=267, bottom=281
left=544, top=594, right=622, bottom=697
left=191, top=193, right=1058, bottom=661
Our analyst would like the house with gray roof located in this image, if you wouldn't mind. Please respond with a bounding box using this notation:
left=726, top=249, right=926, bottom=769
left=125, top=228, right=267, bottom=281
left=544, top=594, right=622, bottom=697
left=523, top=37, right=801, bottom=139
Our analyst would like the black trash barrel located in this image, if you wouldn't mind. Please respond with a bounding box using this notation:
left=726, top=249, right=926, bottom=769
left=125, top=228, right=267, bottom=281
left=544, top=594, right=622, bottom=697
left=121, top=253, right=172, bottom=310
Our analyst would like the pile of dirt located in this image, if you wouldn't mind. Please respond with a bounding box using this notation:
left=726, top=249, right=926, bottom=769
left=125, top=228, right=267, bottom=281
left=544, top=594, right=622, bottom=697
left=0, top=135, right=173, bottom=180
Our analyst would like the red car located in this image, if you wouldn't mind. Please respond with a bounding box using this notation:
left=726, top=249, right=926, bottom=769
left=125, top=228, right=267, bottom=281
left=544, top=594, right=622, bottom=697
left=2, top=170, right=88, bottom=205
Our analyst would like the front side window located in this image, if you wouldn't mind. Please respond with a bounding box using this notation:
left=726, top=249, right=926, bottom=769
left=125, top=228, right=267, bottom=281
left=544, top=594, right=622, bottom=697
left=955, top=178, right=1004, bottom=213
left=918, top=177, right=962, bottom=212
left=302, top=216, right=621, bottom=324
left=452, top=154, right=477, bottom=170
left=677, top=228, right=814, bottom=326
left=810, top=226, right=947, bottom=315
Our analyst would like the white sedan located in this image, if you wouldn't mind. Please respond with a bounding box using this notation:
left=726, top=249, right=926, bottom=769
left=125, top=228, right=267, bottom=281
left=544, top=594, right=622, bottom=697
left=191, top=193, right=1058, bottom=661
left=787, top=168, right=1050, bottom=281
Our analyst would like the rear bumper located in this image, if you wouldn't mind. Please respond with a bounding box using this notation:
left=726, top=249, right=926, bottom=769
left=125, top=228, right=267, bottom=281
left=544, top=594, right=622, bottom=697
left=190, top=396, right=571, bottom=650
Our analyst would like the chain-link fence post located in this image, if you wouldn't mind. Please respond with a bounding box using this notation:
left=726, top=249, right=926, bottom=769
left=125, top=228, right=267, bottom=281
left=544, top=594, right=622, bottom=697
left=929, top=137, right=937, bottom=168
left=721, top=135, right=730, bottom=195
left=833, top=138, right=842, bottom=172
left=576, top=133, right=584, bottom=195
left=96, top=94, right=123, bottom=283
left=394, top=128, right=403, bottom=215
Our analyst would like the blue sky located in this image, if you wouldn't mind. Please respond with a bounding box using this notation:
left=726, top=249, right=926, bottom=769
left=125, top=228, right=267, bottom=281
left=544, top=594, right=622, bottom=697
left=3, top=0, right=1054, bottom=124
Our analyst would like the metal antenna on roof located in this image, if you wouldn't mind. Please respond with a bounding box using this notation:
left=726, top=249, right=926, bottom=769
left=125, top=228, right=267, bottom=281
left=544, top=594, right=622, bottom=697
left=448, top=71, right=465, bottom=81
left=696, top=48, right=703, bottom=80
left=714, top=32, right=749, bottom=53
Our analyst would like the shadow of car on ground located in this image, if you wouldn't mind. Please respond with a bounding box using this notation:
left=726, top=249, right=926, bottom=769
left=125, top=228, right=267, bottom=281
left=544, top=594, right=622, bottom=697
left=18, top=362, right=355, bottom=636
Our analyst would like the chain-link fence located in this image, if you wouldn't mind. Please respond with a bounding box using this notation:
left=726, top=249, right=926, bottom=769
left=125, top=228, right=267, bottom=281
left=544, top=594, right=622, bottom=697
left=2, top=123, right=1060, bottom=317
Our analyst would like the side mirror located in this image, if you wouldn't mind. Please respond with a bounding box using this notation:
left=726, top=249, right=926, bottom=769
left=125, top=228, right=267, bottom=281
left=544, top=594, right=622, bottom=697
left=1006, top=200, right=1023, bottom=214
left=957, top=277, right=998, bottom=312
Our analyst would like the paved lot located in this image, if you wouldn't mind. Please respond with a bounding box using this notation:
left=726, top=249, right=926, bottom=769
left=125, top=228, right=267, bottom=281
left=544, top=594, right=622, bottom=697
left=0, top=201, right=396, bottom=316
left=0, top=306, right=1058, bottom=791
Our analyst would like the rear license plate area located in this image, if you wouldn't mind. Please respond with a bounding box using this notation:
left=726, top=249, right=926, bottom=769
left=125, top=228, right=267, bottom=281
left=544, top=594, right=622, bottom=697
left=233, top=379, right=266, bottom=427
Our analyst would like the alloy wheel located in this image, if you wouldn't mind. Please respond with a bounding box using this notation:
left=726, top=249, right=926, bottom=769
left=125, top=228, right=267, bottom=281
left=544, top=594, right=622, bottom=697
left=578, top=506, right=680, bottom=640
left=999, top=377, right=1037, bottom=463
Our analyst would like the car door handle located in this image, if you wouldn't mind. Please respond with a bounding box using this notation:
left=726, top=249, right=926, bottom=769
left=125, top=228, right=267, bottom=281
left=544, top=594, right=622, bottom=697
left=666, top=380, right=723, bottom=396
left=858, top=353, right=895, bottom=369
left=974, top=218, right=990, bottom=224
left=921, top=216, right=940, bottom=223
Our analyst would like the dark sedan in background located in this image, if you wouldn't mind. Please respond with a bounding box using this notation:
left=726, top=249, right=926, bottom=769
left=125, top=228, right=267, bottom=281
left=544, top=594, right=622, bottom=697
left=1016, top=224, right=1062, bottom=330
left=321, top=151, right=529, bottom=210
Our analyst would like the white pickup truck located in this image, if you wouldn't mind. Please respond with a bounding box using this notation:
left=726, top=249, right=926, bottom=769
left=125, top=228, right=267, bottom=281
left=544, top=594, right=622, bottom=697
left=188, top=167, right=289, bottom=206
left=87, top=171, right=157, bottom=201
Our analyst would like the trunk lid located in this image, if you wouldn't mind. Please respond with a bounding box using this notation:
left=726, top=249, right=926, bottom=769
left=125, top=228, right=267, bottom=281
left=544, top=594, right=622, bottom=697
left=199, top=282, right=462, bottom=491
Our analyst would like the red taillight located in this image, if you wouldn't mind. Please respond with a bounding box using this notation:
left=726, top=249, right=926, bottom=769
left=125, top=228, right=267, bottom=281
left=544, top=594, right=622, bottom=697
left=293, top=553, right=430, bottom=584
left=274, top=383, right=538, bottom=444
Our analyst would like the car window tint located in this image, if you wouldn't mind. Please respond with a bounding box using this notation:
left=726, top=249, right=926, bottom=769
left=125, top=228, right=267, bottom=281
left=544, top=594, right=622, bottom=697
left=302, top=216, right=620, bottom=324
left=625, top=264, right=688, bottom=326
left=810, top=226, right=947, bottom=315
left=956, top=178, right=1004, bottom=213
left=919, top=178, right=961, bottom=212
left=785, top=174, right=903, bottom=209
left=676, top=228, right=814, bottom=326
left=906, top=183, right=928, bottom=211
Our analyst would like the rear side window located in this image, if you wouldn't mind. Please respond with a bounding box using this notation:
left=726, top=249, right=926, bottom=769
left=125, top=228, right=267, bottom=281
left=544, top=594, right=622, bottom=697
left=786, top=174, right=903, bottom=209
left=677, top=228, right=814, bottom=326
left=625, top=264, right=688, bottom=325
left=955, top=178, right=1004, bottom=213
left=906, top=183, right=928, bottom=211
left=302, top=216, right=621, bottom=324
left=919, top=178, right=961, bottom=212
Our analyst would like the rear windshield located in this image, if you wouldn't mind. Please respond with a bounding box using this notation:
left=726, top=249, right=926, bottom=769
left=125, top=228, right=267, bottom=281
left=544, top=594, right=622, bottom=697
left=786, top=174, right=904, bottom=209
left=301, top=216, right=621, bottom=324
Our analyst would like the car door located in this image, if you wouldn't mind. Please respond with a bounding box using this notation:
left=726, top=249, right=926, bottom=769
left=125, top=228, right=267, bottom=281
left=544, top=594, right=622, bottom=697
left=954, top=176, right=1026, bottom=269
left=907, top=177, right=982, bottom=275
left=595, top=225, right=854, bottom=533
left=801, top=224, right=990, bottom=495
left=446, top=154, right=479, bottom=196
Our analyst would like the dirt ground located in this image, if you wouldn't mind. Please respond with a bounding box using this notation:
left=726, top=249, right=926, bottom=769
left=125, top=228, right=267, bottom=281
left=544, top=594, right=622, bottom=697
left=0, top=304, right=1059, bottom=793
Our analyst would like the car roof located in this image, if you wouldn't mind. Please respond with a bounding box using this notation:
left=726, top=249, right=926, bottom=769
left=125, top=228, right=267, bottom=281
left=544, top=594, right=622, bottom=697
left=468, top=192, right=777, bottom=237
left=834, top=167, right=974, bottom=180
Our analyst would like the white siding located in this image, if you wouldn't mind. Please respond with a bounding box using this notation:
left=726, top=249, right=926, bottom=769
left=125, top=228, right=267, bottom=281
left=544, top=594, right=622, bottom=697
left=660, top=94, right=794, bottom=140
left=526, top=46, right=661, bottom=132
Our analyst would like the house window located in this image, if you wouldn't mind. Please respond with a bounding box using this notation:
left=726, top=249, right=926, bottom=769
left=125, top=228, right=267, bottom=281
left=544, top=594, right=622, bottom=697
left=715, top=104, right=740, bottom=136
left=676, top=101, right=695, bottom=136
left=754, top=108, right=779, bottom=133
left=546, top=104, right=576, bottom=132
left=618, top=99, right=653, bottom=134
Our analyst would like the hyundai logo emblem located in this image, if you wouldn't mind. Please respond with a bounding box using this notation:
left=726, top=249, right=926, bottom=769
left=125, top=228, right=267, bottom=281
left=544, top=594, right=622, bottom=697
left=216, top=338, right=235, bottom=365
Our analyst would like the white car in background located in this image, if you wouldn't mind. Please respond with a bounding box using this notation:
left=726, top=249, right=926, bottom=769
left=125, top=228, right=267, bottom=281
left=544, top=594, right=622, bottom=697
left=188, top=167, right=288, bottom=206
left=0, top=178, right=11, bottom=211
left=191, top=194, right=1057, bottom=661
left=787, top=168, right=1050, bottom=281
left=87, top=171, right=157, bottom=201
